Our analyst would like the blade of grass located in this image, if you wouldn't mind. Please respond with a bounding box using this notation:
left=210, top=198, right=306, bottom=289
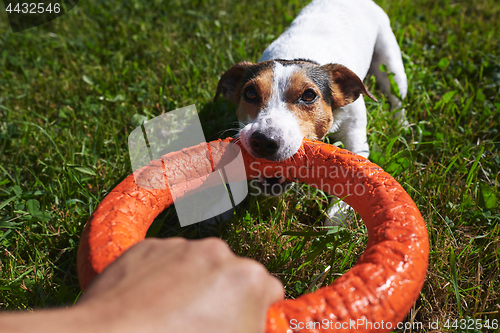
left=466, top=146, right=485, bottom=188
left=449, top=247, right=463, bottom=316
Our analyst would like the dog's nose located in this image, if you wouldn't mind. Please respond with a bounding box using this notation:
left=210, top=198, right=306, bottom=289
left=250, top=131, right=280, bottom=157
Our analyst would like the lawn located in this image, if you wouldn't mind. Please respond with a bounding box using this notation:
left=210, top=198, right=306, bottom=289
left=0, top=0, right=499, bottom=331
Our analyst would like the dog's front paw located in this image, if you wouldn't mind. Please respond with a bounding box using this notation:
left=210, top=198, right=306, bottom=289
left=249, top=177, right=293, bottom=197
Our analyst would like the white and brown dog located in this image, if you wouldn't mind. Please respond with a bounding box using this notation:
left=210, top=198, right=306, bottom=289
left=214, top=0, right=407, bottom=224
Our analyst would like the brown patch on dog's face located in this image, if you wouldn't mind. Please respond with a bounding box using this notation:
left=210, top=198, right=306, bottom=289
left=284, top=69, right=333, bottom=140
left=235, top=67, right=274, bottom=122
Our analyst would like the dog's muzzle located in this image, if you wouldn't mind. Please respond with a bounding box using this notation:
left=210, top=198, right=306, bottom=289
left=245, top=129, right=295, bottom=196
left=249, top=131, right=281, bottom=159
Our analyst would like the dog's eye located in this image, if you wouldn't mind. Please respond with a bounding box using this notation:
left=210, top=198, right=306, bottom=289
left=244, top=87, right=258, bottom=102
left=301, top=89, right=317, bottom=103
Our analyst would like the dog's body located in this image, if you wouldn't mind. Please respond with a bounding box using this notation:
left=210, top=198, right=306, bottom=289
left=215, top=0, right=407, bottom=223
left=259, top=0, right=407, bottom=156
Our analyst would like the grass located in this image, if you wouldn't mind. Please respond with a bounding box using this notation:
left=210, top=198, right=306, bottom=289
left=0, top=0, right=499, bottom=331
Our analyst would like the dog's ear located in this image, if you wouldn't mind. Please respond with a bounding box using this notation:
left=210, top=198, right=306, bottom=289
left=321, top=63, right=378, bottom=109
left=213, top=61, right=253, bottom=104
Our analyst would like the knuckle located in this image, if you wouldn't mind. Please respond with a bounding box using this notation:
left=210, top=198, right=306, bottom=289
left=198, top=237, right=232, bottom=258
left=231, top=259, right=269, bottom=286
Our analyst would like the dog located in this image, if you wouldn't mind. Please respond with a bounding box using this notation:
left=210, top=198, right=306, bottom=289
left=213, top=0, right=407, bottom=224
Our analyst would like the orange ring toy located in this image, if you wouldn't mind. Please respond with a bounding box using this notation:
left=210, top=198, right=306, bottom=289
left=77, top=138, right=428, bottom=333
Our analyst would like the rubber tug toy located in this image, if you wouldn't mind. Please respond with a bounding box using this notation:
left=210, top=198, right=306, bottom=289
left=77, top=138, right=429, bottom=333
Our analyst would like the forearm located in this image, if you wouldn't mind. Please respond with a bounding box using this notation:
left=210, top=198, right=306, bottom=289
left=0, top=305, right=111, bottom=333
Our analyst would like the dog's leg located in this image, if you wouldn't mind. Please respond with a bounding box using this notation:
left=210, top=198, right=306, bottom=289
left=330, top=98, right=369, bottom=158
left=369, top=15, right=408, bottom=124
left=325, top=98, right=368, bottom=226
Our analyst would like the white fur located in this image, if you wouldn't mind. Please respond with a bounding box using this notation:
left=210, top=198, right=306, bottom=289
left=258, top=0, right=408, bottom=224
left=239, top=63, right=304, bottom=161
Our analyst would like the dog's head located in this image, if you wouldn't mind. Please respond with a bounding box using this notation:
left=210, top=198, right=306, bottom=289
left=214, top=59, right=376, bottom=161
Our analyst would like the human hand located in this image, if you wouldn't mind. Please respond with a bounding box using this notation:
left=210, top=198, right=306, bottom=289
left=77, top=237, right=284, bottom=333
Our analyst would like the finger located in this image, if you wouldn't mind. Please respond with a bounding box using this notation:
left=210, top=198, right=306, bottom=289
left=231, top=257, right=284, bottom=304
left=264, top=274, right=285, bottom=305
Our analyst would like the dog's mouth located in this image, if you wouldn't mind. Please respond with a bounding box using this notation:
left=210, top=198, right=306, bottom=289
left=252, top=176, right=292, bottom=197
left=247, top=147, right=297, bottom=162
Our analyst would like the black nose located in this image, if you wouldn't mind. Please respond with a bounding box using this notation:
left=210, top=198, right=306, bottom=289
left=250, top=132, right=280, bottom=157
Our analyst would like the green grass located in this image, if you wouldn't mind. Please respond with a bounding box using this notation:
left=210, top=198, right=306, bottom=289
left=0, top=0, right=499, bottom=331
